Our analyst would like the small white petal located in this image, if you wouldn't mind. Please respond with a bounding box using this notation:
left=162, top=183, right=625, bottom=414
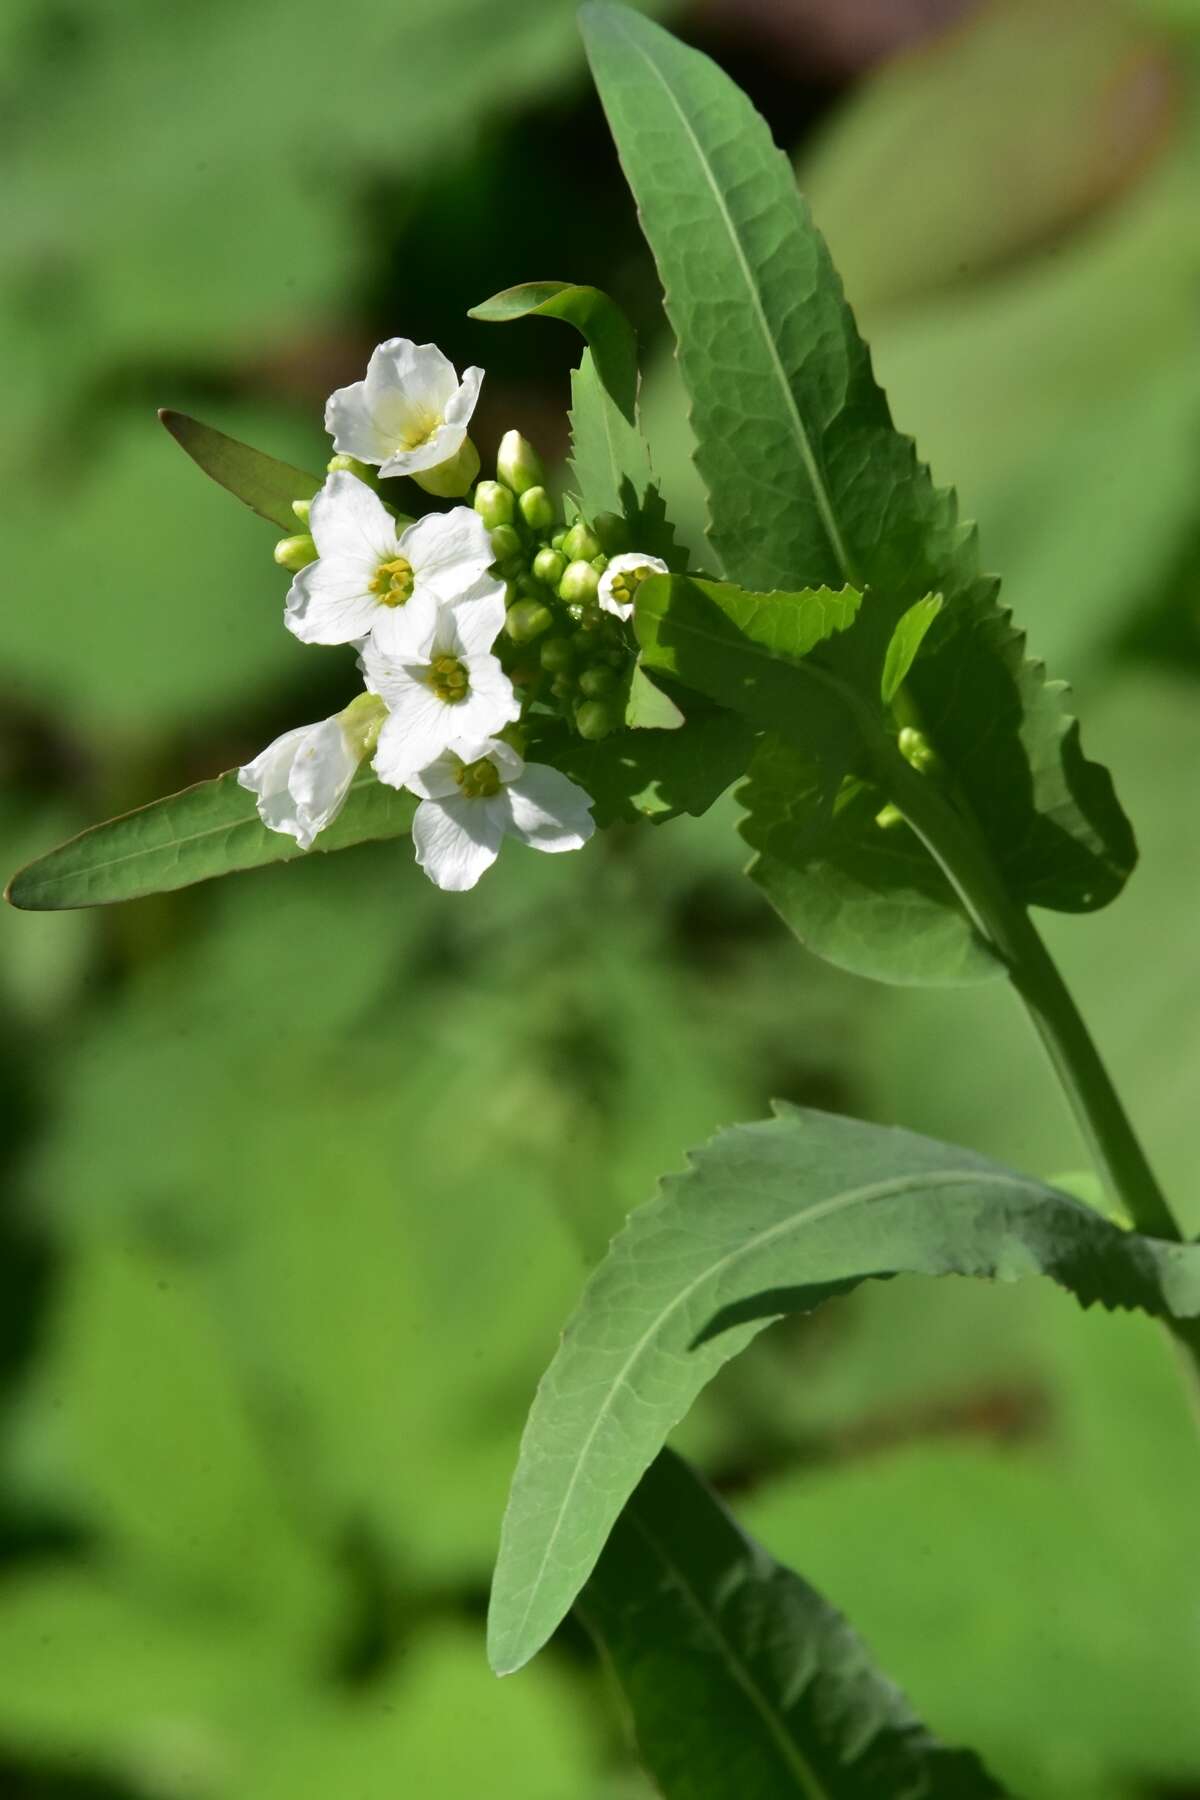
left=372, top=686, right=456, bottom=787
left=237, top=716, right=360, bottom=850
left=309, top=471, right=398, bottom=565
left=447, top=585, right=508, bottom=658
left=401, top=507, right=495, bottom=601
left=285, top=557, right=382, bottom=646
left=451, top=655, right=520, bottom=741
left=412, top=792, right=505, bottom=891
left=504, top=763, right=595, bottom=853
left=597, top=552, right=670, bottom=622
left=363, top=586, right=444, bottom=658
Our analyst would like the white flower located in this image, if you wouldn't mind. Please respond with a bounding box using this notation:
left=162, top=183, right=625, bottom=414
left=325, top=339, right=484, bottom=480
left=597, top=552, right=670, bottom=622
left=237, top=693, right=386, bottom=850
left=363, top=591, right=519, bottom=789
left=407, top=738, right=595, bottom=891
left=284, top=471, right=501, bottom=656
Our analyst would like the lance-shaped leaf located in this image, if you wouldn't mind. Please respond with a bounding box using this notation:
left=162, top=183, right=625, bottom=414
left=6, top=768, right=415, bottom=910
left=469, top=281, right=681, bottom=561
left=159, top=410, right=323, bottom=532
left=578, top=1450, right=1008, bottom=1798
left=581, top=3, right=1134, bottom=980
left=487, top=1104, right=1200, bottom=1674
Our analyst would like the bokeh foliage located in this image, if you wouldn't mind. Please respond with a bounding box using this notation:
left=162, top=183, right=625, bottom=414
left=3, top=0, right=1200, bottom=1795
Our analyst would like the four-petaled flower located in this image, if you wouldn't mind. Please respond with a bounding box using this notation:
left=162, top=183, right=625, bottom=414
left=285, top=471, right=501, bottom=656
left=406, top=738, right=595, bottom=891
left=237, top=693, right=387, bottom=850
left=597, top=551, right=669, bottom=622
left=363, top=590, right=519, bottom=789
left=325, top=339, right=483, bottom=481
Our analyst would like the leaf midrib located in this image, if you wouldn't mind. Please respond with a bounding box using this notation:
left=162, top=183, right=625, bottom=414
left=603, top=8, right=858, bottom=589
left=623, top=1502, right=830, bottom=1799
left=495, top=1160, right=1037, bottom=1666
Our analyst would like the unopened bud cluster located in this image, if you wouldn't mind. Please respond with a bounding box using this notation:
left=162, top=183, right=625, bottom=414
left=476, top=431, right=633, bottom=741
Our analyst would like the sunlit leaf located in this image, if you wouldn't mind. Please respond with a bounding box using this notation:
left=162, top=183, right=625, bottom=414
left=159, top=410, right=323, bottom=531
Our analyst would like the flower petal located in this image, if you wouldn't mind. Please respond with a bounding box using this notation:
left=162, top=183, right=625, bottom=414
left=412, top=792, right=504, bottom=891
left=308, top=471, right=399, bottom=565
left=237, top=716, right=359, bottom=850
left=401, top=507, right=495, bottom=601
left=448, top=585, right=508, bottom=657
left=363, top=586, right=443, bottom=658
left=284, top=558, right=381, bottom=646
left=444, top=365, right=484, bottom=429
left=372, top=686, right=462, bottom=788
left=453, top=654, right=520, bottom=741
left=504, top=763, right=596, bottom=853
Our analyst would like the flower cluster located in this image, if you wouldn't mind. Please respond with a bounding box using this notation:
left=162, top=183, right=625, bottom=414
left=238, top=339, right=668, bottom=890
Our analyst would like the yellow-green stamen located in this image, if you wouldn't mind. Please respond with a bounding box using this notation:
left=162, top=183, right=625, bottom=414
left=456, top=756, right=501, bottom=799
left=370, top=556, right=415, bottom=607
left=429, top=654, right=470, bottom=704
left=609, top=564, right=655, bottom=608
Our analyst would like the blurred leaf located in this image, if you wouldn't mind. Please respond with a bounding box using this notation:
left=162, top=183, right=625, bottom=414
left=487, top=1104, right=1200, bottom=1674
left=159, top=411, right=322, bottom=532
left=579, top=1449, right=1007, bottom=1798
left=7, top=768, right=416, bottom=910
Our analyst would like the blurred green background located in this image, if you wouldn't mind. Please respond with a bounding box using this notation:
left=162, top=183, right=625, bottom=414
left=4, top=1, right=1200, bottom=1794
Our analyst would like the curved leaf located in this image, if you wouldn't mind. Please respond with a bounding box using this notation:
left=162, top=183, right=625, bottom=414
left=487, top=1105, right=1200, bottom=1673
left=159, top=409, right=323, bottom=531
left=580, top=2, right=1134, bottom=980
left=469, top=280, right=681, bottom=561
left=6, top=768, right=415, bottom=910
left=578, top=1449, right=1008, bottom=1798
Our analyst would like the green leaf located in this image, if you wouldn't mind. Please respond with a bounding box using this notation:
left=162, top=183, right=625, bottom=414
left=159, top=409, right=323, bottom=531
left=487, top=1104, right=1200, bottom=1673
left=881, top=594, right=942, bottom=705
left=581, top=2, right=1135, bottom=977
left=625, top=662, right=685, bottom=730
left=6, top=767, right=415, bottom=910
left=469, top=280, right=681, bottom=561
left=578, top=1449, right=1008, bottom=1798
left=529, top=708, right=755, bottom=828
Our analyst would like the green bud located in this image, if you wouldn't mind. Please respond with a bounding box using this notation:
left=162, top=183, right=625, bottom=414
left=559, top=559, right=600, bottom=604
left=540, top=636, right=574, bottom=673
left=590, top=554, right=609, bottom=574
left=412, top=436, right=480, bottom=499
left=518, top=485, right=556, bottom=531
left=592, top=511, right=630, bottom=555
left=505, top=600, right=554, bottom=644
left=563, top=522, right=601, bottom=562
left=490, top=524, right=523, bottom=564
left=273, top=533, right=317, bottom=572
left=291, top=497, right=312, bottom=526
left=550, top=530, right=567, bottom=552
left=875, top=802, right=906, bottom=831
left=550, top=673, right=576, bottom=700
left=898, top=725, right=942, bottom=776
left=575, top=699, right=615, bottom=740
left=578, top=664, right=617, bottom=698
left=474, top=480, right=515, bottom=528
left=496, top=430, right=545, bottom=496
left=533, top=547, right=566, bottom=586
left=326, top=453, right=377, bottom=484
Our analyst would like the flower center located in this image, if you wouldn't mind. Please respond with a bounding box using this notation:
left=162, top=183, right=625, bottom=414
left=369, top=556, right=415, bottom=607
left=395, top=410, right=439, bottom=451
left=609, top=564, right=656, bottom=608
left=429, top=654, right=470, bottom=704
left=456, top=756, right=501, bottom=799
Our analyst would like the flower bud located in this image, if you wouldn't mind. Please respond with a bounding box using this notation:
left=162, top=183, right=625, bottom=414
left=559, top=559, right=600, bottom=605
left=563, top=522, right=601, bottom=562
left=575, top=699, right=615, bottom=740
left=496, top=430, right=545, bottom=495
left=412, top=437, right=480, bottom=499
left=518, top=485, right=556, bottom=531
left=578, top=664, right=617, bottom=698
left=533, top=547, right=567, bottom=587
left=540, top=636, right=574, bottom=673
left=490, top=524, right=523, bottom=565
left=550, top=673, right=576, bottom=700
left=326, top=453, right=377, bottom=485
left=505, top=600, right=555, bottom=644
left=292, top=497, right=312, bottom=526
left=898, top=726, right=942, bottom=776
left=274, top=533, right=317, bottom=572
left=550, top=530, right=567, bottom=552
left=474, top=480, right=515, bottom=528
left=592, top=511, right=631, bottom=555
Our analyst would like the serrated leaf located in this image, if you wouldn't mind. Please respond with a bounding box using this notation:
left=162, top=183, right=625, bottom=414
left=881, top=594, right=942, bottom=705
left=487, top=1104, right=1200, bottom=1673
left=6, top=767, right=415, bottom=910
left=581, top=2, right=1135, bottom=979
left=578, top=1449, right=1008, bottom=1798
left=159, top=409, right=323, bottom=531
left=469, top=279, right=682, bottom=562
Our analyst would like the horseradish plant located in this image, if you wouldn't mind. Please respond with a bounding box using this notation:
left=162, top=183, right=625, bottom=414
left=11, top=7, right=1200, bottom=1792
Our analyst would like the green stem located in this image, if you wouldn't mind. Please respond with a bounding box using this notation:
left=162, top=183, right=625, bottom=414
left=880, top=749, right=1180, bottom=1244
